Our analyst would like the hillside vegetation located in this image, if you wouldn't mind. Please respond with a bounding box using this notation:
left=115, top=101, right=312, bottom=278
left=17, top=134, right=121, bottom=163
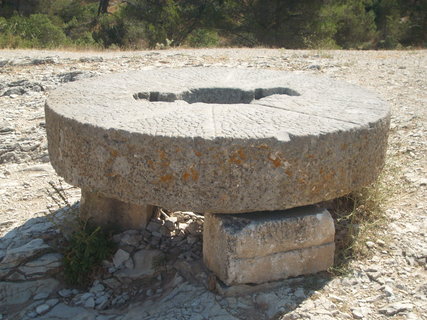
left=0, top=0, right=425, bottom=49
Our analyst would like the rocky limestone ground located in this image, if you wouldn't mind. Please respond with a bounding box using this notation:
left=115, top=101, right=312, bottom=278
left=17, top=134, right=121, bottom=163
left=0, top=48, right=426, bottom=320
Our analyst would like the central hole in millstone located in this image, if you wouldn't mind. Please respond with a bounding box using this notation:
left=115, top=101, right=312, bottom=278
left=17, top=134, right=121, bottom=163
left=133, top=87, right=300, bottom=104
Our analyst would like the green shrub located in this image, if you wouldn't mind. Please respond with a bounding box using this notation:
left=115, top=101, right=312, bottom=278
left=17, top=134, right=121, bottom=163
left=121, top=20, right=147, bottom=49
left=186, top=28, right=220, bottom=47
left=73, top=31, right=101, bottom=48
left=1, top=14, right=68, bottom=48
left=325, top=1, right=378, bottom=49
left=93, top=13, right=127, bottom=48
left=61, top=2, right=98, bottom=41
left=63, top=220, right=114, bottom=287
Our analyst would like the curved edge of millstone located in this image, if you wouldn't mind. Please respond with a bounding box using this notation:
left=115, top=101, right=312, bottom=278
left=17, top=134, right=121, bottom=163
left=45, top=68, right=391, bottom=213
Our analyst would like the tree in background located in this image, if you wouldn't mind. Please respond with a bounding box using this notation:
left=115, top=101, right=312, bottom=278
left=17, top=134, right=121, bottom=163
left=321, top=0, right=378, bottom=49
left=98, top=0, right=110, bottom=15
left=235, top=0, right=326, bottom=48
left=398, top=0, right=427, bottom=47
left=371, top=0, right=403, bottom=48
left=121, top=0, right=229, bottom=47
left=0, top=13, right=68, bottom=48
left=0, top=0, right=425, bottom=49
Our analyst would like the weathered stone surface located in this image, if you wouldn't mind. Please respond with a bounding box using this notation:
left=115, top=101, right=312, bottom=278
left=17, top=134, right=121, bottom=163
left=112, top=249, right=130, bottom=268
left=0, top=238, right=50, bottom=277
left=18, top=252, right=62, bottom=276
left=43, top=303, right=97, bottom=320
left=115, top=249, right=164, bottom=279
left=227, top=243, right=334, bottom=285
left=45, top=68, right=390, bottom=214
left=0, top=278, right=59, bottom=305
left=203, top=206, right=335, bottom=285
left=80, top=190, right=154, bottom=230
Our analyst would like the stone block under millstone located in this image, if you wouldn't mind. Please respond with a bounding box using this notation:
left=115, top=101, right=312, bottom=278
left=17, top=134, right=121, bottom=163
left=203, top=206, right=335, bottom=285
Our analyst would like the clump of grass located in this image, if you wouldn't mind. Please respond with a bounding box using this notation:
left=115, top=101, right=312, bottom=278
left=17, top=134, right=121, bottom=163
left=46, top=181, right=114, bottom=288
left=63, top=220, right=114, bottom=287
left=327, top=162, right=395, bottom=275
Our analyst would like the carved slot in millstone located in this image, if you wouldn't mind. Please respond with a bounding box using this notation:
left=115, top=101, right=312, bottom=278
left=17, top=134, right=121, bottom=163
left=133, top=87, right=300, bottom=104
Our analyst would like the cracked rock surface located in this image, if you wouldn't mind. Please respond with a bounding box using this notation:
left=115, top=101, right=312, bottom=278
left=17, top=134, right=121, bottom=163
left=0, top=48, right=426, bottom=319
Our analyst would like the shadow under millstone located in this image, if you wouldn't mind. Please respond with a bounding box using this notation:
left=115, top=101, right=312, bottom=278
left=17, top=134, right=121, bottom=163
left=0, top=205, right=332, bottom=320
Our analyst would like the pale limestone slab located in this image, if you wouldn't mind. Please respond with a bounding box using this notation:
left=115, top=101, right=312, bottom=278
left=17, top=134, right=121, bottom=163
left=222, top=243, right=335, bottom=285
left=0, top=278, right=59, bottom=305
left=203, top=206, right=335, bottom=285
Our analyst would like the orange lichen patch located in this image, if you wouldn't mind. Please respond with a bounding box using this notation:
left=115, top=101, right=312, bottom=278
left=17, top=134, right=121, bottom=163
left=194, top=151, right=202, bottom=157
left=229, top=149, right=246, bottom=165
left=285, top=168, right=293, bottom=177
left=156, top=150, right=170, bottom=167
left=190, top=167, right=199, bottom=181
left=158, top=150, right=167, bottom=160
left=229, top=156, right=242, bottom=165
left=160, top=159, right=171, bottom=167
left=257, top=144, right=269, bottom=150
left=322, top=172, right=334, bottom=182
left=106, top=171, right=115, bottom=177
left=160, top=174, right=173, bottom=183
left=147, top=159, right=155, bottom=168
left=182, top=172, right=191, bottom=181
left=268, top=155, right=282, bottom=168
left=237, top=149, right=246, bottom=160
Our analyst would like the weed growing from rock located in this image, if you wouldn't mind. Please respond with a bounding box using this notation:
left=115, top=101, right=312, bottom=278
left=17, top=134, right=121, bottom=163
left=63, top=220, right=114, bottom=287
left=46, top=181, right=114, bottom=288
left=327, top=158, right=396, bottom=275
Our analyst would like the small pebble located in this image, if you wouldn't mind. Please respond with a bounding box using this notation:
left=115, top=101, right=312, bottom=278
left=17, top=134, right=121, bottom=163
left=84, top=297, right=96, bottom=308
left=46, top=298, right=59, bottom=307
left=36, top=304, right=50, bottom=315
left=33, top=292, right=49, bottom=300
left=366, top=241, right=375, bottom=248
left=58, top=288, right=73, bottom=298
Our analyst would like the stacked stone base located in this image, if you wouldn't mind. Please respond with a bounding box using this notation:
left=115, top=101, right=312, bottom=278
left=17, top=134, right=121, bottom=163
left=80, top=190, right=154, bottom=230
left=80, top=190, right=335, bottom=286
left=203, top=206, right=335, bottom=285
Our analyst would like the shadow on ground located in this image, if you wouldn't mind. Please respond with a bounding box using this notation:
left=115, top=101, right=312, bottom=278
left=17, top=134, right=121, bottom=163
left=0, top=205, right=332, bottom=320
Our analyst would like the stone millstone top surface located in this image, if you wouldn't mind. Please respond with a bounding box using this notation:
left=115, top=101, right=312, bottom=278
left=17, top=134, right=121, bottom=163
left=45, top=68, right=390, bottom=213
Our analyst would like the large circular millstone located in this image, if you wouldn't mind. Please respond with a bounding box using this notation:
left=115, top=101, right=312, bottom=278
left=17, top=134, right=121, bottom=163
left=45, top=68, right=390, bottom=213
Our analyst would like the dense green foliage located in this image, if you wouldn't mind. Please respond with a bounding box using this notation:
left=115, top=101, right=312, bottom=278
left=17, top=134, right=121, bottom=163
left=63, top=221, right=114, bottom=287
left=0, top=0, right=425, bottom=49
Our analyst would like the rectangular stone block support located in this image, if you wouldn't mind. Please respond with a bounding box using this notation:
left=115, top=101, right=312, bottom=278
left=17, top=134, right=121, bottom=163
left=80, top=189, right=154, bottom=231
left=203, top=206, right=335, bottom=285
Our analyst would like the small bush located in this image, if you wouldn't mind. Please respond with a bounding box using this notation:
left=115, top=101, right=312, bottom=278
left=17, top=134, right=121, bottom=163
left=0, top=14, right=68, bottom=48
left=328, top=163, right=393, bottom=275
left=46, top=181, right=114, bottom=288
left=92, top=13, right=127, bottom=48
left=186, top=28, right=220, bottom=48
left=63, top=220, right=114, bottom=287
left=73, top=31, right=100, bottom=48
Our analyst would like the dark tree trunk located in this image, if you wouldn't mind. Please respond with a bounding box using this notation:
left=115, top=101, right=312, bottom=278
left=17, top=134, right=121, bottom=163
left=98, top=0, right=109, bottom=16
